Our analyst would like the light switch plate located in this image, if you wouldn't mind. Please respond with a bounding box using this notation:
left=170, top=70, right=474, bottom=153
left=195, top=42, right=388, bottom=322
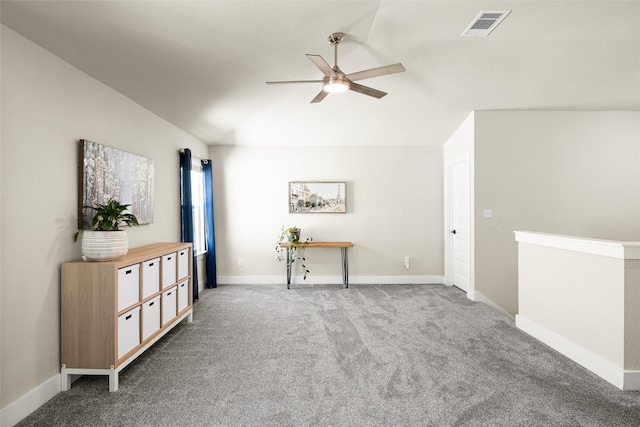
left=483, top=209, right=493, bottom=219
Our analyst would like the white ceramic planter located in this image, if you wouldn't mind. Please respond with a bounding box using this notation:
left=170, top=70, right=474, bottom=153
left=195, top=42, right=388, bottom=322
left=81, top=230, right=129, bottom=261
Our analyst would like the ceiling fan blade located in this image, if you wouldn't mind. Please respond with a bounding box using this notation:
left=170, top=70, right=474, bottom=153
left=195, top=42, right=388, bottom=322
left=266, top=80, right=323, bottom=85
left=348, top=82, right=387, bottom=99
left=306, top=54, right=337, bottom=77
left=346, top=63, right=405, bottom=82
left=311, top=90, right=329, bottom=103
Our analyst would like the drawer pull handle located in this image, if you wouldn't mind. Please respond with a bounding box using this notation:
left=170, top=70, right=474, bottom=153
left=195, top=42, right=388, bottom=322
left=125, top=269, right=132, bottom=274
left=167, top=257, right=172, bottom=261
left=125, top=314, right=132, bottom=320
left=167, top=292, right=172, bottom=296
left=180, top=283, right=185, bottom=288
left=149, top=301, right=155, bottom=306
left=149, top=262, right=154, bottom=267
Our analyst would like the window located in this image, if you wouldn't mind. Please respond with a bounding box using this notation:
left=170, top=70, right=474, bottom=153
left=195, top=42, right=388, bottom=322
left=191, top=159, right=207, bottom=255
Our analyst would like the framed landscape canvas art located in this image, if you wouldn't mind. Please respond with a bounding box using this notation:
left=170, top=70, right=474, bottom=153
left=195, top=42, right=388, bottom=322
left=78, top=139, right=154, bottom=229
left=289, top=181, right=346, bottom=214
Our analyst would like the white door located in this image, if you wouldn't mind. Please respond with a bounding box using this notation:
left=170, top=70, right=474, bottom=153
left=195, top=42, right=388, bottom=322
left=449, top=158, right=470, bottom=292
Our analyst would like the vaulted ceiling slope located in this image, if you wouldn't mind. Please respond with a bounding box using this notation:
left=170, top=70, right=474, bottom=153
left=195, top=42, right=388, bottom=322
left=2, top=1, right=639, bottom=147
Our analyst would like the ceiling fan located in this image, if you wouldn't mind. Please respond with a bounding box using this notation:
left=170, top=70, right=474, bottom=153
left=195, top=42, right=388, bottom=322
left=266, top=32, right=405, bottom=103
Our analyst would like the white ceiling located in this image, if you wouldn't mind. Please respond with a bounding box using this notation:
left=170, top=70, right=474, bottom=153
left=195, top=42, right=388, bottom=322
left=2, top=1, right=639, bottom=147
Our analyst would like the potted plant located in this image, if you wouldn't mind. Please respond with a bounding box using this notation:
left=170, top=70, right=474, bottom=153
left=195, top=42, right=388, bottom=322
left=275, top=226, right=312, bottom=280
left=284, top=226, right=300, bottom=242
left=75, top=198, right=139, bottom=261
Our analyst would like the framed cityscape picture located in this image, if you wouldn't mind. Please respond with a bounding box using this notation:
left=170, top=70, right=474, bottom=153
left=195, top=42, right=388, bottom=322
left=288, top=181, right=346, bottom=214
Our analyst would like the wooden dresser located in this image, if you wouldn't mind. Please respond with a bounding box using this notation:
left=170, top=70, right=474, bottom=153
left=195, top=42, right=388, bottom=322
left=61, top=242, right=193, bottom=391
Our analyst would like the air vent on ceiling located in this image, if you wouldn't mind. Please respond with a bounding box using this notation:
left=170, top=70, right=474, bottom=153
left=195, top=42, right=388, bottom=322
left=462, top=11, right=510, bottom=37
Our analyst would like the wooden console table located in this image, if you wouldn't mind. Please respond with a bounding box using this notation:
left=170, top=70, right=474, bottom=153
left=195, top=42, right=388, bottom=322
left=280, top=241, right=353, bottom=289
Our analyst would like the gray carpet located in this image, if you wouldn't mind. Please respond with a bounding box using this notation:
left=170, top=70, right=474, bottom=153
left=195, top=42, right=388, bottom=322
left=17, top=284, right=640, bottom=426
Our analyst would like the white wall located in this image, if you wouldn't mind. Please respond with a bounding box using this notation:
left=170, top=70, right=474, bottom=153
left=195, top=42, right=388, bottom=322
left=443, top=112, right=474, bottom=161
left=474, top=111, right=640, bottom=314
left=519, top=241, right=626, bottom=367
left=0, top=25, right=207, bottom=417
left=209, top=145, right=444, bottom=284
left=515, top=232, right=640, bottom=389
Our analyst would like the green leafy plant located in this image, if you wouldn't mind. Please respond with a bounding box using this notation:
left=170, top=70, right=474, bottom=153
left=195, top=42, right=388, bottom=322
left=74, top=198, right=139, bottom=241
left=275, top=226, right=313, bottom=280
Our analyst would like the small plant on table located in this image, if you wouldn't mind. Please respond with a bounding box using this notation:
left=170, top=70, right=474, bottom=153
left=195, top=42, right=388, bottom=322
left=275, top=226, right=313, bottom=280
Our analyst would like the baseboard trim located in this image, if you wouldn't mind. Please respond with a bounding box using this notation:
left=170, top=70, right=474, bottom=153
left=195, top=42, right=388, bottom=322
left=217, top=275, right=444, bottom=286
left=516, top=315, right=640, bottom=391
left=1, top=373, right=60, bottom=427
left=469, top=291, right=512, bottom=317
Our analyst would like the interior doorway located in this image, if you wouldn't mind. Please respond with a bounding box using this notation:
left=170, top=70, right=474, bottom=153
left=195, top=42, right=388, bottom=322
left=445, top=155, right=471, bottom=293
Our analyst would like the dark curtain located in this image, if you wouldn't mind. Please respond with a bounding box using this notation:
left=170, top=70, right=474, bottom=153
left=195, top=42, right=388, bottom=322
left=179, top=148, right=199, bottom=301
left=202, top=160, right=217, bottom=288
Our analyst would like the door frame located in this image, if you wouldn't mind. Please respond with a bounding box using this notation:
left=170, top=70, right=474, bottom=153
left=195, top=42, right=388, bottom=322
left=444, top=152, right=474, bottom=297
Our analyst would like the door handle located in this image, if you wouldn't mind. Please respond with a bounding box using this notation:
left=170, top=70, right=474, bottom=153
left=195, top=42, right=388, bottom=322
left=451, top=230, right=457, bottom=234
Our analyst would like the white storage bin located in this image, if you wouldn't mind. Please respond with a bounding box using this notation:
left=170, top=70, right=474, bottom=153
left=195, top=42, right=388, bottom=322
left=162, top=252, right=177, bottom=289
left=141, top=295, right=161, bottom=341
left=162, top=286, right=177, bottom=326
left=177, top=280, right=189, bottom=313
left=117, top=306, right=140, bottom=359
left=177, top=249, right=189, bottom=279
left=141, top=257, right=160, bottom=299
left=118, top=264, right=140, bottom=311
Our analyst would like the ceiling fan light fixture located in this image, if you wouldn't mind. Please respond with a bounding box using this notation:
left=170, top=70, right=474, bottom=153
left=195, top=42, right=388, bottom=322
left=323, top=77, right=350, bottom=93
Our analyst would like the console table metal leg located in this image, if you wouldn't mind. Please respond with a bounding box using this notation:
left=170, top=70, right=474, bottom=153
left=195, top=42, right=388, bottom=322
left=342, top=247, right=349, bottom=288
left=286, top=248, right=292, bottom=289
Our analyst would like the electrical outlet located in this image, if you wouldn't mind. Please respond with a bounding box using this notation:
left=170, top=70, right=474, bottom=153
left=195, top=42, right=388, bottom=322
left=238, top=259, right=243, bottom=267
left=404, top=256, right=410, bottom=270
